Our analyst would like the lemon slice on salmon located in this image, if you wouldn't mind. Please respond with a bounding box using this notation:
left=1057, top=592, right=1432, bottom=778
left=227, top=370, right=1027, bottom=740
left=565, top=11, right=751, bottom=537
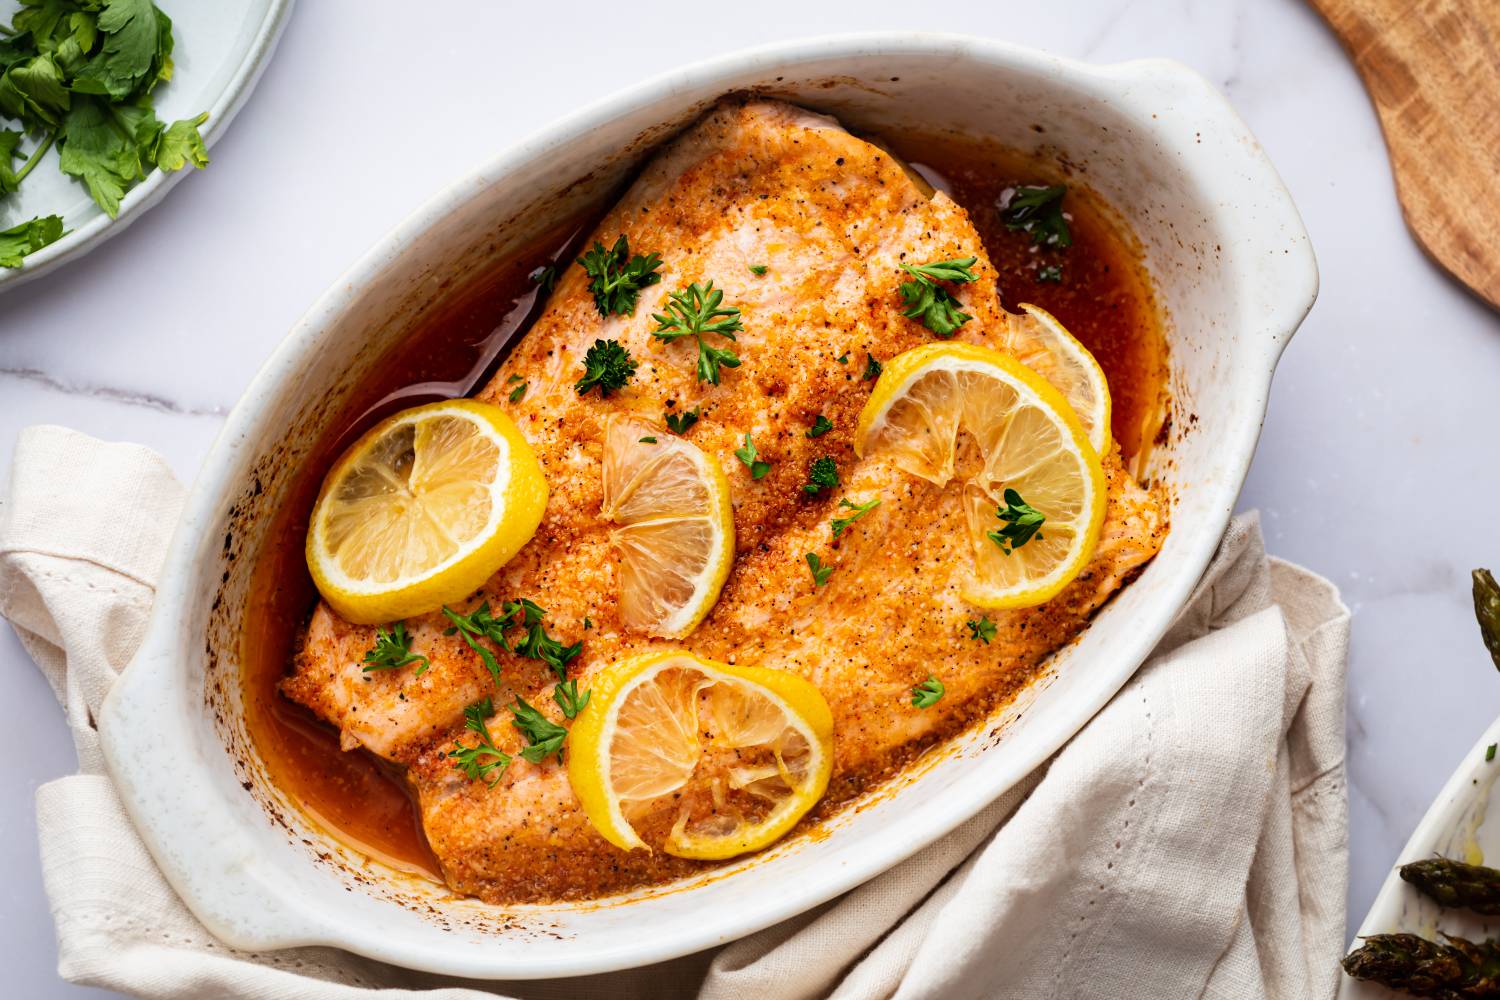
left=1001, top=303, right=1112, bottom=456
left=855, top=342, right=1106, bottom=609
left=601, top=415, right=734, bottom=638
left=306, top=400, right=547, bottom=624
left=567, top=651, right=833, bottom=860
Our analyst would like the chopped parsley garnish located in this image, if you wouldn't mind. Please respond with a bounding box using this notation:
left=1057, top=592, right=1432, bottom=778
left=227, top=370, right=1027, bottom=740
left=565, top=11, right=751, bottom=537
left=442, top=599, right=585, bottom=716
left=665, top=407, right=700, bottom=434
left=511, top=696, right=568, bottom=762
left=360, top=623, right=430, bottom=675
left=836, top=353, right=850, bottom=365
left=575, top=338, right=637, bottom=397
left=529, top=264, right=558, bottom=293
left=803, top=456, right=839, bottom=495
left=448, top=698, right=512, bottom=786
left=862, top=353, right=882, bottom=381
left=1000, top=184, right=1072, bottom=248
left=987, top=489, right=1046, bottom=554
left=1037, top=264, right=1063, bottom=283
left=639, top=436, right=657, bottom=444
left=442, top=602, right=512, bottom=682
left=806, top=415, right=833, bottom=438
left=898, top=257, right=978, bottom=337
left=505, top=374, right=527, bottom=402
left=583, top=616, right=594, bottom=630
left=735, top=433, right=771, bottom=479
left=576, top=234, right=662, bottom=316
left=748, top=264, right=768, bottom=275
left=830, top=497, right=880, bottom=537
left=966, top=618, right=997, bottom=644
left=651, top=280, right=744, bottom=384
left=805, top=552, right=833, bottom=587
left=1488, top=743, right=1497, bottom=763
left=911, top=677, right=945, bottom=709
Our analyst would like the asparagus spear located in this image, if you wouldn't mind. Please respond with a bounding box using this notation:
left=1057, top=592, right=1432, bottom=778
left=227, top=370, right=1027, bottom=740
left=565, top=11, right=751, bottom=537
left=1402, top=858, right=1500, bottom=915
left=1474, top=570, right=1500, bottom=671
left=1343, top=933, right=1500, bottom=997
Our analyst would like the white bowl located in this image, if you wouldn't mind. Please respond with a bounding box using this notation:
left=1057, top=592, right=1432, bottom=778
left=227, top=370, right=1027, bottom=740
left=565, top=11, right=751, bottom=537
left=99, top=32, right=1317, bottom=979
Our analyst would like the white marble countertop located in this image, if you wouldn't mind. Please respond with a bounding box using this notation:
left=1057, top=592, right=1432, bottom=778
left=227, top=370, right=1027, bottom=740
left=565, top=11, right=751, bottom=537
left=4, top=0, right=1498, bottom=995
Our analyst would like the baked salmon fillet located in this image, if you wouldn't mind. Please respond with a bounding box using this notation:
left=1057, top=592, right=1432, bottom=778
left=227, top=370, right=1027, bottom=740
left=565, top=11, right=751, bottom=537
left=283, top=99, right=1166, bottom=902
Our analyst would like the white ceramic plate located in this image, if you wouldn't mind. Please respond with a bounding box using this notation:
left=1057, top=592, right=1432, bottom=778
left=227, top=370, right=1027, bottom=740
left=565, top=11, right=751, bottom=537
left=99, top=33, right=1317, bottom=979
left=1340, top=716, right=1500, bottom=998
left=0, top=0, right=294, bottom=291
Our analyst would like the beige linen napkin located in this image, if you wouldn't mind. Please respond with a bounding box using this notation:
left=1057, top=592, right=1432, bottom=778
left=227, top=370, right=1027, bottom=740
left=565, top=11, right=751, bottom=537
left=0, top=425, right=1351, bottom=1000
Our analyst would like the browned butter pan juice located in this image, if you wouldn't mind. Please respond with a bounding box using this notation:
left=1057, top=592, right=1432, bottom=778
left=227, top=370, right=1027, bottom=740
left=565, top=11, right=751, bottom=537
left=240, top=131, right=1169, bottom=881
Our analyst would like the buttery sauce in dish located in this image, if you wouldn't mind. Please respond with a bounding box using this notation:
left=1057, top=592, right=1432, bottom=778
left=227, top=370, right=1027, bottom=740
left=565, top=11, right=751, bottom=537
left=242, top=101, right=1169, bottom=898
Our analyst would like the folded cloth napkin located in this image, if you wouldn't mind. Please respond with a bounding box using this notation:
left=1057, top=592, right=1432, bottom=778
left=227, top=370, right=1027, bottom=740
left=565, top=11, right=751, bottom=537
left=0, top=425, right=1351, bottom=1000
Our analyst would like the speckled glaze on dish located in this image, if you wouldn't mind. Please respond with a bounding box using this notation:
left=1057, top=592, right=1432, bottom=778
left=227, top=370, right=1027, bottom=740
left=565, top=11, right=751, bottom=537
left=98, top=33, right=1317, bottom=979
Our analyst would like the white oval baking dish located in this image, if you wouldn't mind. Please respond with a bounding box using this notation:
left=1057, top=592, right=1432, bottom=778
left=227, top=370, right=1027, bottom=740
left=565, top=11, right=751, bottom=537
left=99, top=32, right=1317, bottom=979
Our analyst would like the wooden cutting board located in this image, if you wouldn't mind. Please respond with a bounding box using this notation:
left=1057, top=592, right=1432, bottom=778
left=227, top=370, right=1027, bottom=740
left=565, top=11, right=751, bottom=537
left=1308, top=0, right=1500, bottom=310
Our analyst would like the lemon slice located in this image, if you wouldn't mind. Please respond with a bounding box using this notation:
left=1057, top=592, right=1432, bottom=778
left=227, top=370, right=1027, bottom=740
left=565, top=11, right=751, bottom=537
left=306, top=400, right=547, bottom=624
left=600, top=415, right=734, bottom=638
left=567, top=651, right=833, bottom=860
left=855, top=342, right=1106, bottom=609
left=1000, top=302, right=1112, bottom=456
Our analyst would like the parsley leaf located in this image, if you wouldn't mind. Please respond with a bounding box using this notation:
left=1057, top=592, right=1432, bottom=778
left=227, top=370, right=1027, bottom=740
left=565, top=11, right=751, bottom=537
left=735, top=432, right=771, bottom=479
left=862, top=352, right=882, bottom=381
left=71, top=0, right=164, bottom=100
left=529, top=263, right=557, bottom=293
left=987, top=488, right=1046, bottom=554
left=0, top=213, right=65, bottom=268
left=511, top=696, right=567, bottom=763
left=805, top=552, right=833, bottom=587
left=1036, top=264, right=1063, bottom=283
left=966, top=618, right=997, bottom=644
left=830, top=497, right=880, bottom=538
left=1001, top=184, right=1072, bottom=248
left=748, top=264, right=768, bottom=275
left=575, top=234, right=662, bottom=316
left=506, top=374, right=528, bottom=402
left=898, top=257, right=977, bottom=337
left=152, top=112, right=209, bottom=171
left=448, top=698, right=512, bottom=786
left=442, top=602, right=511, bottom=682
left=575, top=338, right=637, bottom=397
left=361, top=623, right=430, bottom=675
left=651, top=280, right=744, bottom=384
left=803, top=456, right=838, bottom=495
left=1488, top=743, right=1496, bottom=763
left=805, top=415, right=833, bottom=438
left=553, top=679, right=590, bottom=720
left=911, top=677, right=945, bottom=708
left=665, top=407, right=699, bottom=434
left=836, top=353, right=849, bottom=365
left=638, top=435, right=657, bottom=444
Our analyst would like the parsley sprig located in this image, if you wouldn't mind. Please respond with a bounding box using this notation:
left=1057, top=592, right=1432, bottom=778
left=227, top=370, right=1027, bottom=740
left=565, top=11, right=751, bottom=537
left=652, top=281, right=745, bottom=384
left=912, top=677, right=945, bottom=709
left=576, top=235, right=662, bottom=316
left=862, top=353, right=883, bottom=381
left=805, top=415, right=833, bottom=439
left=803, top=456, right=839, bottom=495
left=987, top=489, right=1046, bottom=554
left=448, top=698, right=512, bottom=786
left=898, top=257, right=978, bottom=337
left=575, top=339, right=637, bottom=397
left=1000, top=184, right=1072, bottom=248
left=511, top=696, right=568, bottom=762
left=665, top=407, right=699, bottom=434
left=735, top=433, right=771, bottom=479
left=831, top=497, right=881, bottom=538
left=442, top=599, right=588, bottom=718
left=805, top=552, right=833, bottom=587
left=966, top=618, right=997, bottom=644
left=361, top=623, right=430, bottom=676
